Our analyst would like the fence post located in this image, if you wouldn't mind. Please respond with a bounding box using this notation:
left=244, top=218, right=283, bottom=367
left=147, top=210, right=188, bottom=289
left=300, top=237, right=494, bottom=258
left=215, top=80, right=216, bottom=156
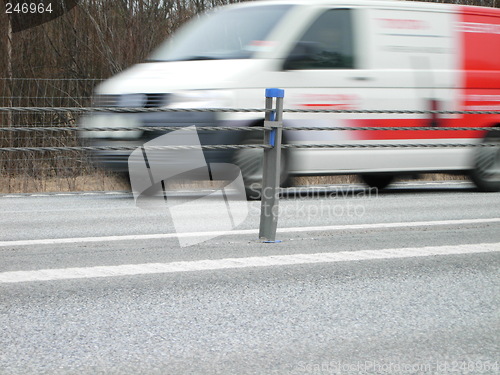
left=259, top=88, right=284, bottom=242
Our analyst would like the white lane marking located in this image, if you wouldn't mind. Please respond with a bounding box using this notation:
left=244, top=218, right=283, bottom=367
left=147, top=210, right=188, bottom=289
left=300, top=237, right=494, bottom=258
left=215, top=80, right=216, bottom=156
left=0, top=218, right=499, bottom=248
left=0, top=243, right=498, bottom=284
left=0, top=181, right=472, bottom=199
left=0, top=192, right=130, bottom=198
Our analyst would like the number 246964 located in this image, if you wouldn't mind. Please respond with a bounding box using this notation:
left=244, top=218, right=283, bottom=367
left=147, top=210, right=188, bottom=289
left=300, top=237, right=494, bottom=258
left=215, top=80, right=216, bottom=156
left=5, top=2, right=53, bottom=14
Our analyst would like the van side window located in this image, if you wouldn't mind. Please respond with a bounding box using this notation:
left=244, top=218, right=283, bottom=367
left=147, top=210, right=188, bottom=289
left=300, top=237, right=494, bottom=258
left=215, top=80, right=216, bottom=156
left=285, top=9, right=355, bottom=70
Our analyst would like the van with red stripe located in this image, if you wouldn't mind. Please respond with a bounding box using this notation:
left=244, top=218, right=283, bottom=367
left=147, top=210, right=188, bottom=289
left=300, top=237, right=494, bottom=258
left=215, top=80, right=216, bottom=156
left=80, top=0, right=500, bottom=194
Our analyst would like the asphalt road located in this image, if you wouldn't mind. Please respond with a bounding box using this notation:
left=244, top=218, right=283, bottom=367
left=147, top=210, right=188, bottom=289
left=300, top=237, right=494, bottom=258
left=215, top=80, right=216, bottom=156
left=0, top=181, right=499, bottom=374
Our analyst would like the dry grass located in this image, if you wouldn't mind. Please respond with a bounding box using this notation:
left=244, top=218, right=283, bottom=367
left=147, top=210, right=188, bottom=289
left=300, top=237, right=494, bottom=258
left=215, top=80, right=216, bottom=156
left=0, top=172, right=470, bottom=194
left=0, top=171, right=129, bottom=194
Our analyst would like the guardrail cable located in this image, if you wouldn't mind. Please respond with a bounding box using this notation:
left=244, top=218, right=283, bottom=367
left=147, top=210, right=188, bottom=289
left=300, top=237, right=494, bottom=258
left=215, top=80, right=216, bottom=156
left=1, top=107, right=500, bottom=115
left=1, top=143, right=497, bottom=153
left=0, top=144, right=272, bottom=152
left=1, top=126, right=499, bottom=133
left=0, top=107, right=269, bottom=113
left=0, top=126, right=266, bottom=132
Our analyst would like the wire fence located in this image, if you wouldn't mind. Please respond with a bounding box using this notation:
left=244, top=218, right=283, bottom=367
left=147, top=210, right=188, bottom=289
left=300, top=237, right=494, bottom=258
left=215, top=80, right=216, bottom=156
left=1, top=79, right=500, bottom=194
left=0, top=79, right=106, bottom=193
left=0, top=78, right=102, bottom=107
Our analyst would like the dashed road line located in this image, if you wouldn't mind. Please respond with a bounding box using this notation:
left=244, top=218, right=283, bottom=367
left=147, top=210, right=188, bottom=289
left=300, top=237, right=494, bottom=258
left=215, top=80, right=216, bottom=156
left=0, top=191, right=131, bottom=198
left=0, top=181, right=473, bottom=198
left=0, top=243, right=497, bottom=284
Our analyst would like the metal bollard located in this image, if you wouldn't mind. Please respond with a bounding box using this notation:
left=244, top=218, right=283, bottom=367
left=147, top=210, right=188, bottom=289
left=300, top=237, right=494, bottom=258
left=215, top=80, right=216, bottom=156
left=259, top=88, right=284, bottom=242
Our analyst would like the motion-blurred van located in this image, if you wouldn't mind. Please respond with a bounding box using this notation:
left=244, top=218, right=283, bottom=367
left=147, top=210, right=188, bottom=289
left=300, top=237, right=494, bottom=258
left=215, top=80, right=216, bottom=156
left=80, top=0, right=500, bottom=194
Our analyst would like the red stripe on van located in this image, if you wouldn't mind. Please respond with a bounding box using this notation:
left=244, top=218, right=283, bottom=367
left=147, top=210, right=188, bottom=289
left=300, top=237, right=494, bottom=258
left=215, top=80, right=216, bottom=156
left=455, top=6, right=500, bottom=133
left=351, top=118, right=486, bottom=141
left=459, top=6, right=500, bottom=89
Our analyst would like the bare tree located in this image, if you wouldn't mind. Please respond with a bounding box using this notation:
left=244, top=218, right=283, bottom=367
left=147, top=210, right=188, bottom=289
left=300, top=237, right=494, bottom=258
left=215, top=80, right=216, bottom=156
left=0, top=0, right=497, bottom=80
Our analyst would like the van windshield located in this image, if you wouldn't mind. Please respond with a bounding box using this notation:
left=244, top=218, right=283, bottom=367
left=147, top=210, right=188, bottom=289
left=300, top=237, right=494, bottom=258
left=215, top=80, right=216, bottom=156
left=148, top=5, right=293, bottom=62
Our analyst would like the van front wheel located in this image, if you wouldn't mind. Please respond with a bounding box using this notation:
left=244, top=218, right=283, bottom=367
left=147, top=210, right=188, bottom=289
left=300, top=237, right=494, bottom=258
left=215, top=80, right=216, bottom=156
left=233, top=136, right=289, bottom=200
left=359, top=174, right=395, bottom=190
left=470, top=128, right=500, bottom=192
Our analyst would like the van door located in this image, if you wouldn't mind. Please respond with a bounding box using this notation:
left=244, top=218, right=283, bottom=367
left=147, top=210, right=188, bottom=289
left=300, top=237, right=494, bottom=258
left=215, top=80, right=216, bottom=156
left=277, top=7, right=464, bottom=175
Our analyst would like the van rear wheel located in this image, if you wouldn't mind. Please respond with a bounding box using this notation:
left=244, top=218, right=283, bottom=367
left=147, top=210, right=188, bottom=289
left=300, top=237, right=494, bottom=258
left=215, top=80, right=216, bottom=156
left=360, top=174, right=394, bottom=190
left=470, top=128, right=500, bottom=192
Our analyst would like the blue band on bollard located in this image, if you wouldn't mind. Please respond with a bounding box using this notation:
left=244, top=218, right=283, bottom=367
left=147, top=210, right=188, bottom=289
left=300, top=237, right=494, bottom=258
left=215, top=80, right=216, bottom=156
left=265, top=88, right=285, bottom=98
left=270, top=111, right=276, bottom=122
left=270, top=128, right=276, bottom=147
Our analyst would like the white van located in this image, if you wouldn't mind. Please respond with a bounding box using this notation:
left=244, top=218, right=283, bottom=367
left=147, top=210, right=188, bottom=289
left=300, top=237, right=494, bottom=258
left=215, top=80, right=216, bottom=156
left=80, top=0, right=500, bottom=193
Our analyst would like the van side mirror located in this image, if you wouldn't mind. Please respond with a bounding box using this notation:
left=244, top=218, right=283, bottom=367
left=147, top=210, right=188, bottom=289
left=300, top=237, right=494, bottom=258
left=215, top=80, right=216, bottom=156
left=282, top=41, right=321, bottom=70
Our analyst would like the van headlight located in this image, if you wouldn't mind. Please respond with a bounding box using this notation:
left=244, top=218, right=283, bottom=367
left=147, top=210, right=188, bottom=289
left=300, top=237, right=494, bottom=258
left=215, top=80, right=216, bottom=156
left=79, top=114, right=142, bottom=139
left=168, top=90, right=232, bottom=108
